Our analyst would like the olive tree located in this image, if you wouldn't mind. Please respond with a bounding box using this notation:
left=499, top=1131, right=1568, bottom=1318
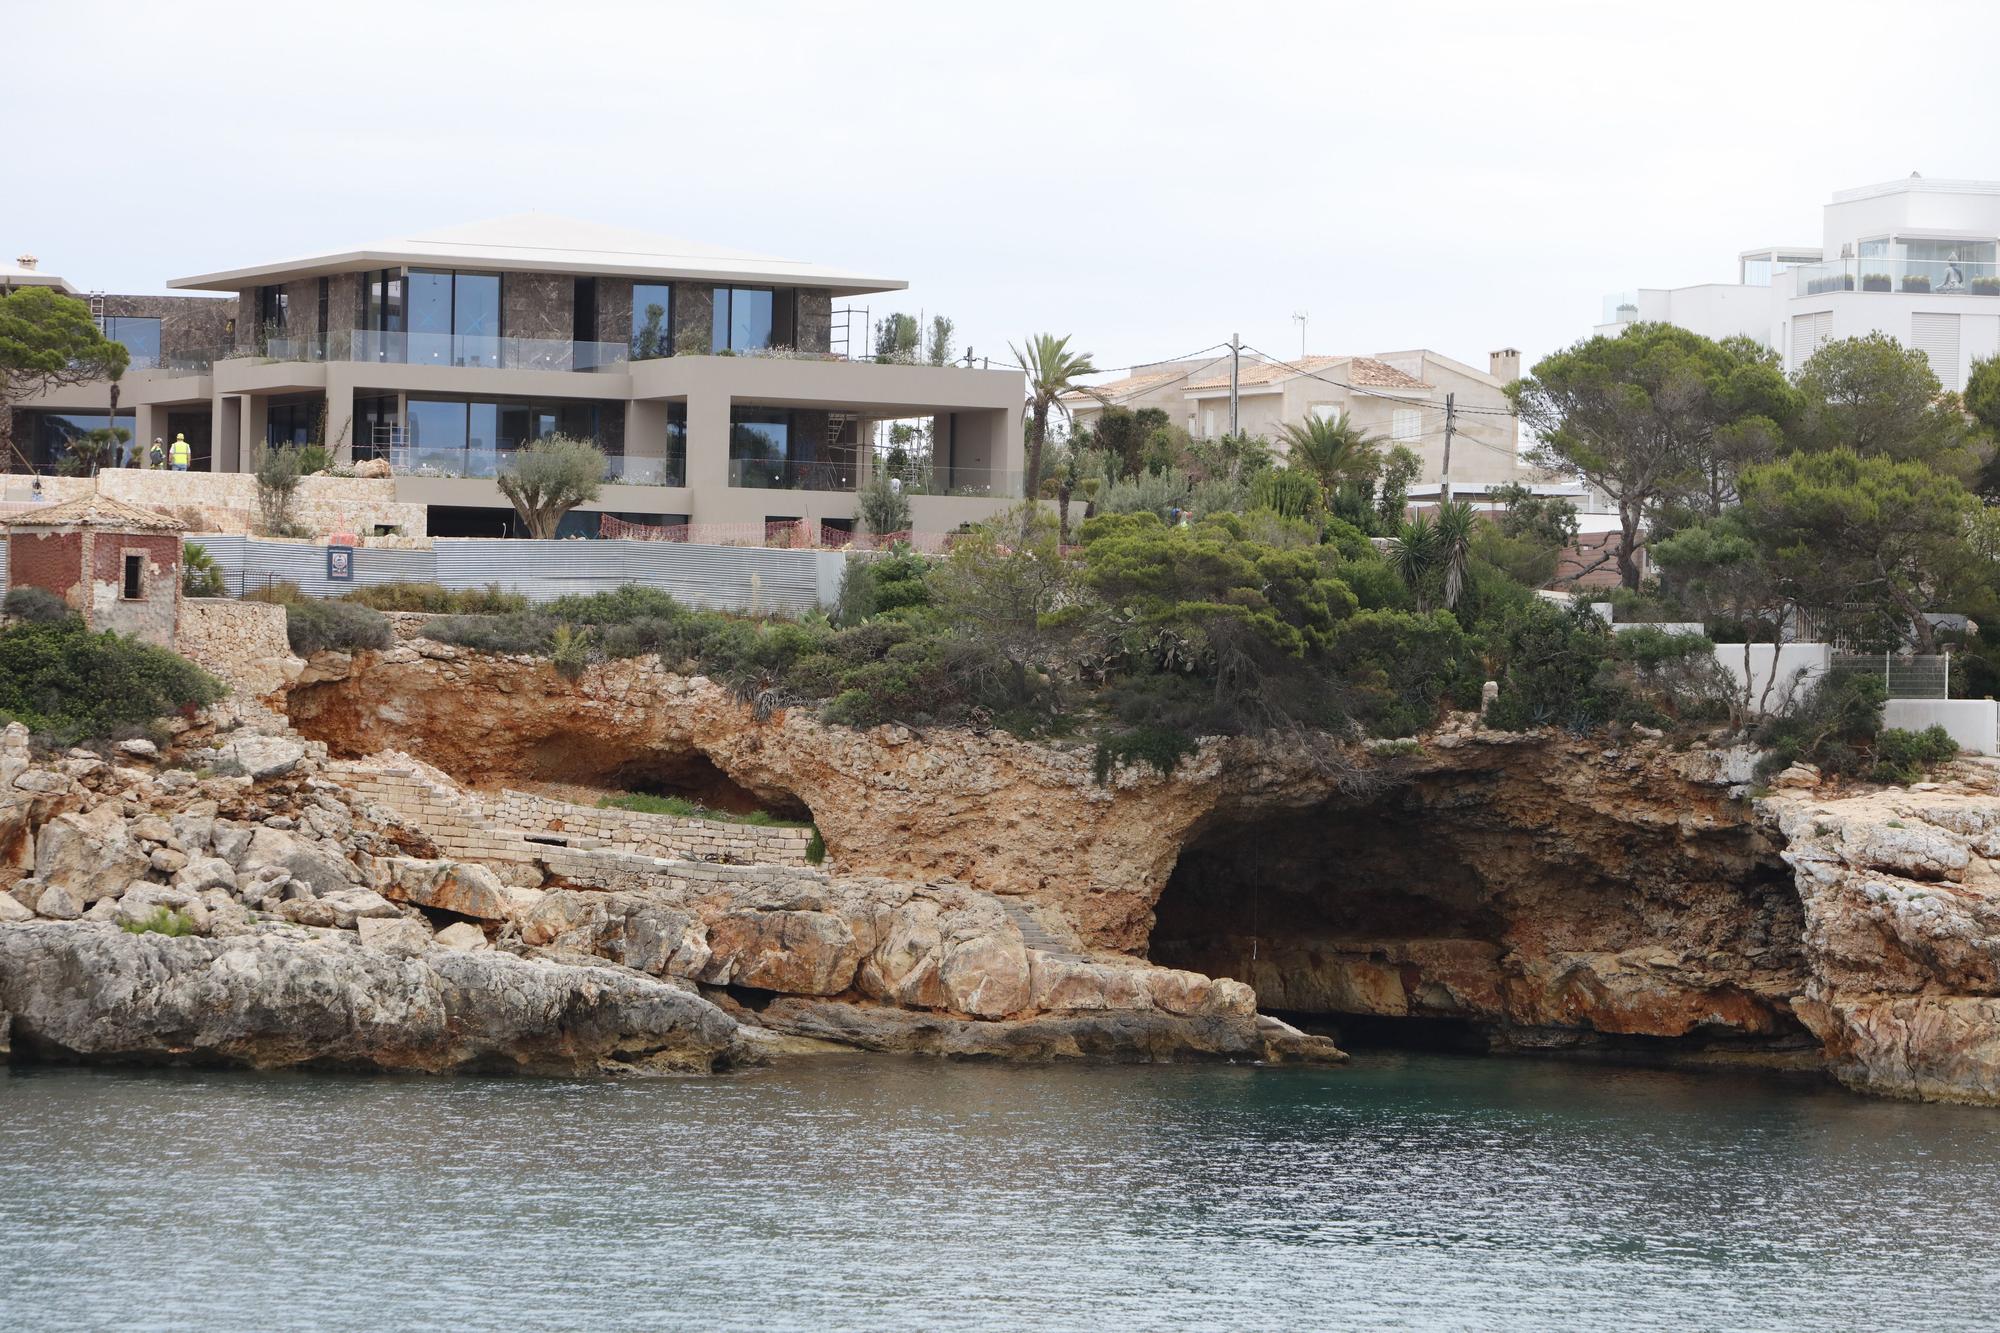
left=497, top=435, right=605, bottom=539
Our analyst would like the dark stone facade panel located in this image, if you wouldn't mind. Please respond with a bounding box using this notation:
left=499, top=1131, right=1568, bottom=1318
left=596, top=279, right=632, bottom=350
left=504, top=272, right=572, bottom=341
left=672, top=283, right=713, bottom=353
left=795, top=288, right=831, bottom=354
left=235, top=291, right=257, bottom=351
left=101, top=294, right=234, bottom=360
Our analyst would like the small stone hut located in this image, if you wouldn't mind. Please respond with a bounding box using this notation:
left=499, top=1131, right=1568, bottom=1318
left=2, top=491, right=187, bottom=647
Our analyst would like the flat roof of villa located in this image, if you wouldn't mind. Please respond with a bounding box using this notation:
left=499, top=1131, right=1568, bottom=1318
left=168, top=213, right=909, bottom=297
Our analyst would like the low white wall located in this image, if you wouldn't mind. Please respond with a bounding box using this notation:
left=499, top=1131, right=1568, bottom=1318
left=1713, top=643, right=1832, bottom=716
left=1883, top=699, right=1998, bottom=757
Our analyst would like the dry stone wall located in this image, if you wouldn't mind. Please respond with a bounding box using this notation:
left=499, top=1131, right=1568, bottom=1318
left=35, top=472, right=426, bottom=540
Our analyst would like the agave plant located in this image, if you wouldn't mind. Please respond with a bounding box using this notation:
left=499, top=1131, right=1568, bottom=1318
left=1432, top=500, right=1477, bottom=611
left=1385, top=500, right=1479, bottom=612
left=1385, top=513, right=1440, bottom=612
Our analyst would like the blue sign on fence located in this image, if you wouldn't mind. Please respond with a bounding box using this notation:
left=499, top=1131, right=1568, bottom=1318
left=326, top=545, right=355, bottom=582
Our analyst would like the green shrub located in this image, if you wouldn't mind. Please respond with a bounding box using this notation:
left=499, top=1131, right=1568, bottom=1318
left=1093, top=725, right=1200, bottom=781
left=1327, top=609, right=1481, bottom=736
left=121, top=907, right=196, bottom=937
left=181, top=543, right=226, bottom=598
left=805, top=827, right=826, bottom=864
left=835, top=550, right=933, bottom=625
left=0, top=619, right=223, bottom=745
left=3, top=586, right=75, bottom=624
left=1484, top=601, right=1624, bottom=732
left=283, top=599, right=392, bottom=655
left=339, top=582, right=526, bottom=615
left=550, top=623, right=592, bottom=680
left=428, top=612, right=555, bottom=656
left=1755, top=673, right=1886, bottom=779
left=542, top=585, right=689, bottom=626
left=1872, top=725, right=1958, bottom=785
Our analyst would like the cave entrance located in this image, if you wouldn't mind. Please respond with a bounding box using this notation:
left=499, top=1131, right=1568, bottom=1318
left=597, top=751, right=810, bottom=821
left=1149, top=780, right=1812, bottom=1061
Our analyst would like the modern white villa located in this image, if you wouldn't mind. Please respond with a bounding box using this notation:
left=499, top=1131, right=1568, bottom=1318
left=1596, top=174, right=2000, bottom=390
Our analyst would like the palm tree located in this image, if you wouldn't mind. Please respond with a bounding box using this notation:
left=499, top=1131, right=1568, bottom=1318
left=1276, top=411, right=1385, bottom=491
left=1432, top=500, right=1477, bottom=611
left=1386, top=513, right=1440, bottom=612
left=1386, top=501, right=1479, bottom=613
left=1010, top=334, right=1099, bottom=533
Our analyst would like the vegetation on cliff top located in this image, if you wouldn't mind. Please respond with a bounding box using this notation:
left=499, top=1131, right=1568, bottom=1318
left=0, top=604, right=223, bottom=745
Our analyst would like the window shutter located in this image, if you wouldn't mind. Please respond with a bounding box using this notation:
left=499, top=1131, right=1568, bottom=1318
left=1788, top=312, right=1832, bottom=370
left=1910, top=313, right=1962, bottom=390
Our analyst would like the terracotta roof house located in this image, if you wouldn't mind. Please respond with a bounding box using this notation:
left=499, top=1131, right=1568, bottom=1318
left=3, top=490, right=186, bottom=646
left=1063, top=347, right=1527, bottom=488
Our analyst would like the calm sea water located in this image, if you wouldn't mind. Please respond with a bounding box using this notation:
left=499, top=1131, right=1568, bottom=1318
left=3, top=1054, right=1999, bottom=1331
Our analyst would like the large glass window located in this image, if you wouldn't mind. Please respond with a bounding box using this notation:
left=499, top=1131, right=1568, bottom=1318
left=266, top=395, right=320, bottom=447
left=711, top=287, right=787, bottom=352
left=257, top=285, right=288, bottom=334
left=729, top=407, right=790, bottom=487
left=104, top=317, right=161, bottom=369
left=23, top=411, right=139, bottom=472
left=407, top=399, right=468, bottom=474
left=406, top=397, right=614, bottom=476
left=631, top=283, right=673, bottom=360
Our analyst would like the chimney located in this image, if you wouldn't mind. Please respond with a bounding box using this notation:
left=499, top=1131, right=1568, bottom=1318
left=1489, top=347, right=1520, bottom=383
left=15, top=254, right=37, bottom=271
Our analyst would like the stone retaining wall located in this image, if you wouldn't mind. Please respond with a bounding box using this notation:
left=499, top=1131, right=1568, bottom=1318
left=495, top=790, right=812, bottom=865
left=328, top=752, right=811, bottom=872
left=175, top=599, right=297, bottom=704
left=32, top=472, right=427, bottom=541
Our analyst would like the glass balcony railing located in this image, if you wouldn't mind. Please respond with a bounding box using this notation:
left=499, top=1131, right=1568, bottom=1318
left=386, top=443, right=677, bottom=485
left=1792, top=258, right=2000, bottom=297
left=876, top=465, right=1025, bottom=499
left=728, top=457, right=865, bottom=491
left=238, top=331, right=630, bottom=372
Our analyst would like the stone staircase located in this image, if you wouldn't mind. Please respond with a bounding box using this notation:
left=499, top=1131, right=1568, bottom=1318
left=1000, top=897, right=1087, bottom=962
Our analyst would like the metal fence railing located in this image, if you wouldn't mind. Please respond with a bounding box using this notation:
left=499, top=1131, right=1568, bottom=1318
left=1827, top=652, right=1951, bottom=700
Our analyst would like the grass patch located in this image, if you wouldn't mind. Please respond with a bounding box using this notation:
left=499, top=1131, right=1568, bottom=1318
left=121, top=907, right=196, bottom=936
left=596, top=792, right=813, bottom=828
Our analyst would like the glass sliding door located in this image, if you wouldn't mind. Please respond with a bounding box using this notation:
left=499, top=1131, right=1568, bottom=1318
left=454, top=273, right=500, bottom=367
left=710, top=287, right=783, bottom=352
left=407, top=270, right=453, bottom=366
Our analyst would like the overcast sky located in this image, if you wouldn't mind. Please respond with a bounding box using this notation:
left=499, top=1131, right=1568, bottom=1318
left=8, top=0, right=1995, bottom=381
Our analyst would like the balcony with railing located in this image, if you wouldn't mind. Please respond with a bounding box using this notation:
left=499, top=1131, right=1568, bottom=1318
left=1792, top=258, right=2000, bottom=297
left=240, top=331, right=631, bottom=372
left=387, top=443, right=682, bottom=487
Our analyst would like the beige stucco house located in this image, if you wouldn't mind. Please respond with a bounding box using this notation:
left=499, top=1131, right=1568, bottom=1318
left=7, top=218, right=1024, bottom=539
left=1063, top=347, right=1527, bottom=488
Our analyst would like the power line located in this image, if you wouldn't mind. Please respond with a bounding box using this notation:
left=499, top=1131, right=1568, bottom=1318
left=1239, top=345, right=1519, bottom=416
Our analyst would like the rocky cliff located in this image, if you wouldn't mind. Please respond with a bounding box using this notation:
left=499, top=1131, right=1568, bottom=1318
left=279, top=642, right=2000, bottom=1103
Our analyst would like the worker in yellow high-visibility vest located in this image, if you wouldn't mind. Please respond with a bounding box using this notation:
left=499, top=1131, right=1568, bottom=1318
left=169, top=433, right=191, bottom=471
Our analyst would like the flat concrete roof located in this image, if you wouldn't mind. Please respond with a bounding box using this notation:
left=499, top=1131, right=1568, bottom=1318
left=168, top=213, right=909, bottom=297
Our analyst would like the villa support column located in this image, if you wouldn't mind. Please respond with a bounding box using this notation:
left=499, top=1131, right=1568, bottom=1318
left=212, top=395, right=241, bottom=473
left=324, top=366, right=358, bottom=465
left=624, top=399, right=668, bottom=484
left=684, top=386, right=729, bottom=510
left=242, top=395, right=267, bottom=470
left=132, top=405, right=159, bottom=461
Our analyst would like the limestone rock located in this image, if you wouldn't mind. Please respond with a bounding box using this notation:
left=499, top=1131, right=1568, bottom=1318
left=173, top=857, right=238, bottom=894
left=0, top=894, right=33, bottom=924
left=239, top=827, right=357, bottom=897
left=34, top=806, right=150, bottom=903
left=213, top=735, right=307, bottom=781
left=357, top=915, right=432, bottom=953
left=35, top=885, right=81, bottom=920
left=379, top=858, right=541, bottom=922
left=115, top=738, right=159, bottom=760
left=0, top=922, right=740, bottom=1075
left=319, top=888, right=401, bottom=928
left=937, top=934, right=1030, bottom=1018
left=434, top=922, right=490, bottom=951
left=700, top=909, right=863, bottom=995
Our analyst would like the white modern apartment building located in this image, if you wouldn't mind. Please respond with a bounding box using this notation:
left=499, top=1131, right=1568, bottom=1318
left=1596, top=174, right=2000, bottom=390
left=1061, top=347, right=1528, bottom=488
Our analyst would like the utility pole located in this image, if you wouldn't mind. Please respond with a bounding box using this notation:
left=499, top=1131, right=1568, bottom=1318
left=1228, top=332, right=1240, bottom=436
left=1440, top=391, right=1456, bottom=505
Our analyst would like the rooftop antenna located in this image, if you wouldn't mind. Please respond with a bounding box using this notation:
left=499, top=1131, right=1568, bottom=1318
left=1292, top=310, right=1309, bottom=359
